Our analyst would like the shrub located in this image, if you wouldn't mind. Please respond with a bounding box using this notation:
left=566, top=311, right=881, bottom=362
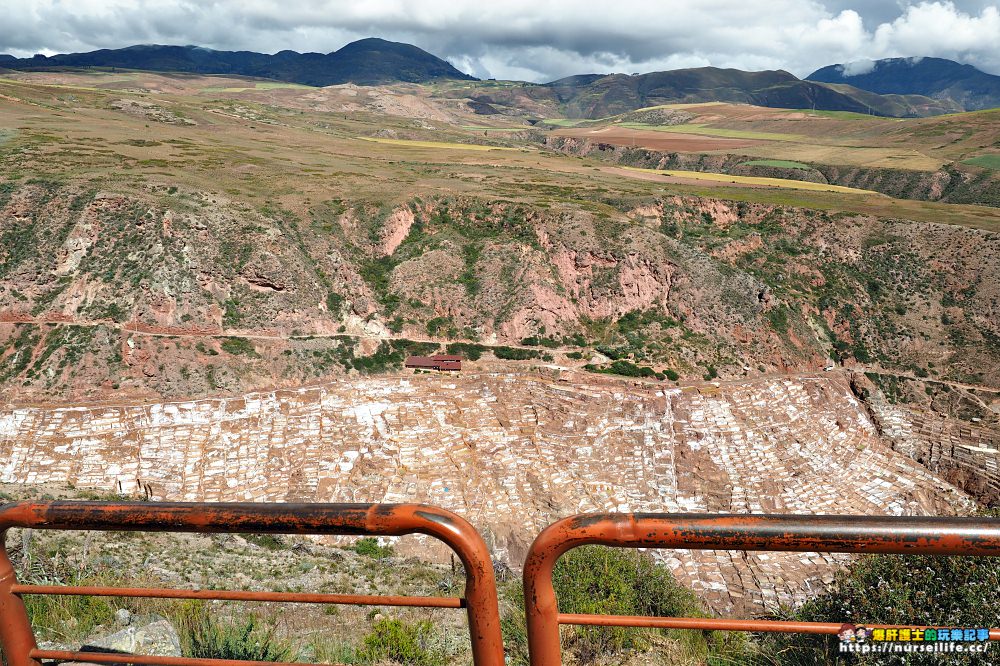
left=222, top=299, right=242, bottom=327
left=325, top=291, right=344, bottom=313
left=767, top=550, right=1000, bottom=665
left=195, top=341, right=219, bottom=356
left=596, top=345, right=625, bottom=360
left=584, top=360, right=663, bottom=380
left=357, top=618, right=444, bottom=666
left=553, top=546, right=702, bottom=662
left=766, top=305, right=790, bottom=334
left=176, top=602, right=294, bottom=662
left=520, top=336, right=561, bottom=348
left=95, top=302, right=129, bottom=323
left=24, top=575, right=118, bottom=641
left=220, top=337, right=258, bottom=357
left=21, top=556, right=164, bottom=644
left=426, top=316, right=453, bottom=337
left=499, top=580, right=531, bottom=666
left=493, top=346, right=541, bottom=361
left=352, top=537, right=393, bottom=559
left=241, top=533, right=285, bottom=550
left=446, top=342, right=486, bottom=361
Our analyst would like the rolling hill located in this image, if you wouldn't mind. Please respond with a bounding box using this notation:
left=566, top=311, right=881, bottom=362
left=0, top=38, right=475, bottom=86
left=0, top=40, right=973, bottom=117
left=808, top=57, right=1000, bottom=111
left=462, top=67, right=961, bottom=118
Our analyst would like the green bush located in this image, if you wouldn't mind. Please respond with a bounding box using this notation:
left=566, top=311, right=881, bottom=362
left=767, top=551, right=1000, bottom=664
left=176, top=602, right=294, bottom=662
left=519, top=336, right=561, bottom=348
left=352, top=537, right=394, bottom=558
left=426, top=316, right=455, bottom=337
left=554, top=546, right=702, bottom=662
left=493, top=346, right=541, bottom=360
left=222, top=299, right=242, bottom=327
left=326, top=291, right=345, bottom=313
left=357, top=618, right=444, bottom=666
left=220, top=337, right=258, bottom=357
left=446, top=342, right=486, bottom=361
left=584, top=360, right=664, bottom=380
left=500, top=546, right=760, bottom=665
left=766, top=305, right=791, bottom=334
left=94, top=302, right=129, bottom=323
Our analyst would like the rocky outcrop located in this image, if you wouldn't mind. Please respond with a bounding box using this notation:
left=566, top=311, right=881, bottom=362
left=545, top=137, right=999, bottom=206
left=379, top=207, right=416, bottom=257
left=83, top=617, right=182, bottom=658
left=861, top=374, right=1000, bottom=506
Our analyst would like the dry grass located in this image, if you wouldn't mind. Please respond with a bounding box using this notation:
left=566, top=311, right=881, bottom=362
left=618, top=122, right=804, bottom=142
left=0, top=73, right=994, bottom=233
left=620, top=166, right=882, bottom=195
left=358, top=137, right=519, bottom=151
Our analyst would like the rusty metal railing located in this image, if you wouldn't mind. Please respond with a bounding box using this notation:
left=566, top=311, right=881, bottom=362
left=522, top=513, right=1000, bottom=665
left=0, top=502, right=505, bottom=666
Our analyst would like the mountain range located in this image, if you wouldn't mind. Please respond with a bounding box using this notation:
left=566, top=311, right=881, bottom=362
left=2, top=40, right=998, bottom=116
left=529, top=67, right=962, bottom=118
left=0, top=38, right=474, bottom=86
left=808, top=56, right=1000, bottom=112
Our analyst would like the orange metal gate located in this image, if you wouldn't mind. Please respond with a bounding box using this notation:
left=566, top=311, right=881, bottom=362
left=522, top=512, right=1000, bottom=665
left=0, top=501, right=505, bottom=666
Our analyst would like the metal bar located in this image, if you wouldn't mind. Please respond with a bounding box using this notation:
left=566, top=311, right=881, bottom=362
left=0, top=502, right=504, bottom=666
left=30, top=649, right=322, bottom=666
left=523, top=513, right=1000, bottom=665
left=557, top=613, right=1000, bottom=640
left=0, top=537, right=39, bottom=666
left=11, top=585, right=465, bottom=608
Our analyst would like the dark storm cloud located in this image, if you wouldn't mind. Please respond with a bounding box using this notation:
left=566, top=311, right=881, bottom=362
left=1, top=1, right=998, bottom=81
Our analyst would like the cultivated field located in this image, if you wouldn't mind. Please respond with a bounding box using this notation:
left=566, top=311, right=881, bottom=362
left=553, top=101, right=1000, bottom=171
left=553, top=125, right=763, bottom=151
left=620, top=166, right=882, bottom=194
left=1, top=69, right=996, bottom=220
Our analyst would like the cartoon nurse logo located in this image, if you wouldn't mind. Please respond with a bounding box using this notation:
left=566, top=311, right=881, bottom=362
left=839, top=623, right=857, bottom=642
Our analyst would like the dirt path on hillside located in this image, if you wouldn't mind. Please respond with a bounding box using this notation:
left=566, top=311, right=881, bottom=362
left=1, top=315, right=564, bottom=352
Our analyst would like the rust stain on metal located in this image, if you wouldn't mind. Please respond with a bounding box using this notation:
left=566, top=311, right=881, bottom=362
left=0, top=501, right=504, bottom=666
left=558, top=613, right=1000, bottom=637
left=30, top=649, right=327, bottom=666
left=523, top=513, right=1000, bottom=665
left=11, top=585, right=465, bottom=608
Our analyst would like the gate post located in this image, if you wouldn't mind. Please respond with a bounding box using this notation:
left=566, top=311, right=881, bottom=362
left=0, top=530, right=39, bottom=666
left=522, top=517, right=613, bottom=665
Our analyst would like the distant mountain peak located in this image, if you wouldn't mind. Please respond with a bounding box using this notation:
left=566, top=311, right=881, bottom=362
left=808, top=56, right=1000, bottom=111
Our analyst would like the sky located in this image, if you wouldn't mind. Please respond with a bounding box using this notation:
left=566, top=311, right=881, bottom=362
left=2, top=1, right=999, bottom=82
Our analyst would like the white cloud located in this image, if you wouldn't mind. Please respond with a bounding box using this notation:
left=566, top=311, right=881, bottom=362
left=0, top=1, right=998, bottom=81
left=869, top=1, right=1000, bottom=70
left=841, top=59, right=877, bottom=75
